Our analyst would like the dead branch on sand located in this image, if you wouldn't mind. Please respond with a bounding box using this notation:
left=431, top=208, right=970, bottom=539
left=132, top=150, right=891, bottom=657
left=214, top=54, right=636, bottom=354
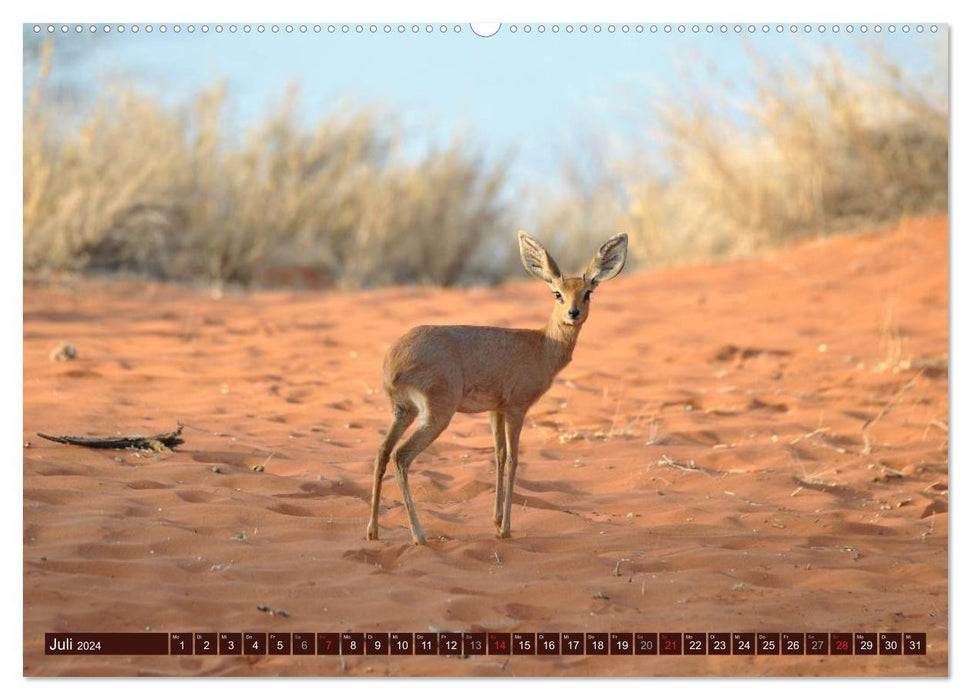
left=655, top=454, right=724, bottom=478
left=37, top=423, right=184, bottom=452
left=789, top=427, right=831, bottom=445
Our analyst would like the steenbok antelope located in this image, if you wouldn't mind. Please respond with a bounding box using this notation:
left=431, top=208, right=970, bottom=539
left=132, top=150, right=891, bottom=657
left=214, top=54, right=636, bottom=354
left=366, top=231, right=628, bottom=544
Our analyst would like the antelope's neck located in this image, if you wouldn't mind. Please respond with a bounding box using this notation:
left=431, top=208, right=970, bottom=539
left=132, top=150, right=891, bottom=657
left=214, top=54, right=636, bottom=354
left=543, top=317, right=581, bottom=373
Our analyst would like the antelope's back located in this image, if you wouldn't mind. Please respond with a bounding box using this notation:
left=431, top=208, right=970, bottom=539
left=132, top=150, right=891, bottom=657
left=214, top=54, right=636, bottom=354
left=382, top=325, right=545, bottom=406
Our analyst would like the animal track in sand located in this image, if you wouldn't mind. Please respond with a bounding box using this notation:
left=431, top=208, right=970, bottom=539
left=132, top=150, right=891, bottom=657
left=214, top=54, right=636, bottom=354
left=747, top=397, right=790, bottom=413
left=24, top=488, right=77, bottom=506
left=711, top=344, right=792, bottom=363
left=513, top=477, right=581, bottom=495
left=125, top=480, right=173, bottom=490
left=62, top=369, right=103, bottom=379
left=176, top=489, right=215, bottom=503
left=190, top=450, right=259, bottom=468
left=32, top=465, right=89, bottom=477
left=266, top=502, right=315, bottom=517
left=664, top=430, right=724, bottom=446
left=342, top=544, right=411, bottom=570
left=502, top=602, right=553, bottom=621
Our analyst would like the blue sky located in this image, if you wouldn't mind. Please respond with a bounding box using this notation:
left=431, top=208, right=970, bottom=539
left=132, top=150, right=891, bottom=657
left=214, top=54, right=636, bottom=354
left=24, top=23, right=947, bottom=191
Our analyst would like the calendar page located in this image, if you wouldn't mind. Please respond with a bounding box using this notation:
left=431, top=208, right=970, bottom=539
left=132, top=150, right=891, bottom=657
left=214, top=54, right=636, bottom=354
left=21, top=11, right=948, bottom=680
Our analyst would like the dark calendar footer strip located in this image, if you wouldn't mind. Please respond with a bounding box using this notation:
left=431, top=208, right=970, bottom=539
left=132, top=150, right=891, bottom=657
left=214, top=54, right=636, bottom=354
left=44, top=632, right=927, bottom=656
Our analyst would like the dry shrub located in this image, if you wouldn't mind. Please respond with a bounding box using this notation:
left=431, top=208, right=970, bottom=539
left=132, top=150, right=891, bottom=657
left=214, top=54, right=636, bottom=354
left=541, top=43, right=948, bottom=270
left=24, top=41, right=508, bottom=287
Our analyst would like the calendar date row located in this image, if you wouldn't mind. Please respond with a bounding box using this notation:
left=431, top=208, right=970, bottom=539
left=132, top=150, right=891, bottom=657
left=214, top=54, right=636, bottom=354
left=46, top=631, right=926, bottom=656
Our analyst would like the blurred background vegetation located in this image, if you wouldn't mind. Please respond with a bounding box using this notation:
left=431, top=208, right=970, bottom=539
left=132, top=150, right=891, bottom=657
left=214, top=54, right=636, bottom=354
left=23, top=34, right=947, bottom=289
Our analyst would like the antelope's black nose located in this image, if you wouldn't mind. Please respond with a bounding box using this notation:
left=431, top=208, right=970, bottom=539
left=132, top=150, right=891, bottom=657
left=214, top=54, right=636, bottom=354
left=568, top=307, right=580, bottom=319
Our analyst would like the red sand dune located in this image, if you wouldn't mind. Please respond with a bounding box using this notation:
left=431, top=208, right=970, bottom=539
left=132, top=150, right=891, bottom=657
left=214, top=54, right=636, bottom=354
left=23, top=217, right=947, bottom=676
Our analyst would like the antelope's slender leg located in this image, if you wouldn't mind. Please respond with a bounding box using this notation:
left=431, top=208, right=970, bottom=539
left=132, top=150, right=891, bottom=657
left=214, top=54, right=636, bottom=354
left=490, top=411, right=507, bottom=529
left=498, top=410, right=526, bottom=538
left=391, top=412, right=453, bottom=545
left=366, top=403, right=417, bottom=541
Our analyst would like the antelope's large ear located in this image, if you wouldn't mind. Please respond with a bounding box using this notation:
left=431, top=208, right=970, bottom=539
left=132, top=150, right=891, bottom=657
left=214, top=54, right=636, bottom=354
left=584, top=233, right=628, bottom=287
left=518, top=231, right=562, bottom=284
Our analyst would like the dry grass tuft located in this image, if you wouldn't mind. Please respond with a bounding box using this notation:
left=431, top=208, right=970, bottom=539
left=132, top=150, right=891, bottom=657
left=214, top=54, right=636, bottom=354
left=540, top=44, right=948, bottom=271
left=24, top=41, right=508, bottom=288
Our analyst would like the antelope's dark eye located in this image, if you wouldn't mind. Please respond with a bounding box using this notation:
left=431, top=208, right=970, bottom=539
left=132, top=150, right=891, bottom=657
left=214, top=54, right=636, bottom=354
left=583, top=290, right=592, bottom=302
left=553, top=291, right=563, bottom=302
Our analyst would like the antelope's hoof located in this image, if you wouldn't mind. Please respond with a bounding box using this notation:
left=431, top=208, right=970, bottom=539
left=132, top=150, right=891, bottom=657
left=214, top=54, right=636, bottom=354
left=496, top=529, right=511, bottom=539
left=365, top=524, right=378, bottom=541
